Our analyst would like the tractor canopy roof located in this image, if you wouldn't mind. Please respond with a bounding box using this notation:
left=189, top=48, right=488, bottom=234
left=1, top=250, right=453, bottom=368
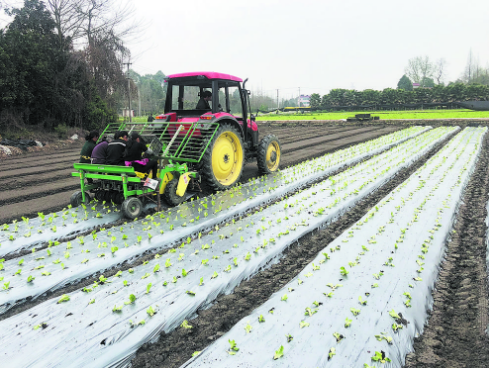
left=166, top=71, right=242, bottom=82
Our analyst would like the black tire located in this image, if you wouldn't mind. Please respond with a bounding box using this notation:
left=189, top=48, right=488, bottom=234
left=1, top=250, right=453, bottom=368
left=70, top=191, right=90, bottom=207
left=257, top=134, right=281, bottom=175
left=102, top=190, right=112, bottom=202
left=94, top=191, right=105, bottom=201
left=115, top=193, right=125, bottom=205
left=121, top=197, right=143, bottom=220
left=110, top=191, right=119, bottom=203
left=164, top=178, right=186, bottom=206
left=201, top=123, right=244, bottom=191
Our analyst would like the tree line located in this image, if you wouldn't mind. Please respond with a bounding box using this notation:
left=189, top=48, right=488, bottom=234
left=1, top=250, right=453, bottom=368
left=307, top=54, right=489, bottom=110
left=0, top=0, right=136, bottom=132
left=308, top=83, right=489, bottom=109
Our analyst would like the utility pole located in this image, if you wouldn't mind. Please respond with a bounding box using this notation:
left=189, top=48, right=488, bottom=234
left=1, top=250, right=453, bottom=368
left=276, top=89, right=279, bottom=111
left=138, top=88, right=141, bottom=117
left=298, top=87, right=301, bottom=108
left=123, top=61, right=133, bottom=123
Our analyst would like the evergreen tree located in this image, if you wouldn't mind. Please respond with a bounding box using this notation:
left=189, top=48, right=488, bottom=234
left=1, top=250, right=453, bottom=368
left=397, top=75, right=413, bottom=91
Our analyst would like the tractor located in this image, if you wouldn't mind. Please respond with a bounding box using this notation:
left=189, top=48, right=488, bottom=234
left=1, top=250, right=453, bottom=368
left=71, top=71, right=281, bottom=219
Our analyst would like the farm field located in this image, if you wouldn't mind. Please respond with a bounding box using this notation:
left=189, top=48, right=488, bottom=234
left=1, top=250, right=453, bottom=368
left=257, top=109, right=489, bottom=121
left=0, top=122, right=489, bottom=368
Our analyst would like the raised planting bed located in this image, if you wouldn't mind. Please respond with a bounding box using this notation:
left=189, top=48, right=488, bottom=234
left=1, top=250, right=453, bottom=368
left=0, top=127, right=431, bottom=313
left=0, top=127, right=457, bottom=367
left=182, top=127, right=486, bottom=367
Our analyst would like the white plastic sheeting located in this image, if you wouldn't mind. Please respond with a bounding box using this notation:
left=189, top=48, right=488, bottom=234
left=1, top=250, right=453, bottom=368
left=0, top=127, right=457, bottom=368
left=0, top=127, right=431, bottom=313
left=0, top=126, right=429, bottom=259
left=182, top=127, right=486, bottom=368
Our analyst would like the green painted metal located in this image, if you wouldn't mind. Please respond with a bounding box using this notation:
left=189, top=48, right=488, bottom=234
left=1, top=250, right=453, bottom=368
left=161, top=121, right=219, bottom=163
left=72, top=120, right=217, bottom=206
left=96, top=122, right=124, bottom=144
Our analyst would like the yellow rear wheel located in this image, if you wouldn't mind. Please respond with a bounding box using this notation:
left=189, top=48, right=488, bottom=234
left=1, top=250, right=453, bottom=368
left=257, top=134, right=281, bottom=175
left=202, top=123, right=244, bottom=190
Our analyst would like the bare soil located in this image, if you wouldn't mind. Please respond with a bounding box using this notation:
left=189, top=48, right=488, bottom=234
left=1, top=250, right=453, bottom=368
left=404, top=130, right=489, bottom=368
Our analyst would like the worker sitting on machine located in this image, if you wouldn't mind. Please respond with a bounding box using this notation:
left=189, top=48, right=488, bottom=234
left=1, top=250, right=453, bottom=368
left=106, top=131, right=128, bottom=165
left=196, top=91, right=212, bottom=109
left=91, top=135, right=113, bottom=164
left=124, top=133, right=158, bottom=178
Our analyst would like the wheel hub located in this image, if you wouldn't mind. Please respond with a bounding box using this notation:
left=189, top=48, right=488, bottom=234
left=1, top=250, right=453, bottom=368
left=212, top=131, right=243, bottom=185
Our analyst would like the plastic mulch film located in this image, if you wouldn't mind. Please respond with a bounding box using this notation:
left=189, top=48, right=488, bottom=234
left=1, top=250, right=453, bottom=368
left=0, top=202, right=123, bottom=258
left=0, top=127, right=433, bottom=314
left=182, top=127, right=486, bottom=368
left=0, top=127, right=429, bottom=258
left=0, top=127, right=457, bottom=368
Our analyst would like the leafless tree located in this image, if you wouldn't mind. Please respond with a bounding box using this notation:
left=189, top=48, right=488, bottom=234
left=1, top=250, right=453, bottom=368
left=405, top=56, right=435, bottom=84
left=45, top=0, right=139, bottom=47
left=46, top=0, right=86, bottom=43
left=434, top=58, right=447, bottom=84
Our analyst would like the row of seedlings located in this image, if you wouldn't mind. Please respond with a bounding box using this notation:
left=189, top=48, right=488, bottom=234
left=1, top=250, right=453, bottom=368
left=0, top=127, right=457, bottom=367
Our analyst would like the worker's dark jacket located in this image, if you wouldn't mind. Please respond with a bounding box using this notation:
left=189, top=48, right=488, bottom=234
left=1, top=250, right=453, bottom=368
left=196, top=98, right=211, bottom=109
left=106, top=139, right=127, bottom=165
left=79, top=140, right=97, bottom=163
left=125, top=142, right=148, bottom=161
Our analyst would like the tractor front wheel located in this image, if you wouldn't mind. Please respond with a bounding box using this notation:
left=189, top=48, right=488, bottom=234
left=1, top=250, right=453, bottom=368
left=201, top=123, right=244, bottom=190
left=70, top=191, right=90, bottom=207
left=121, top=197, right=143, bottom=220
left=257, top=134, right=281, bottom=175
left=164, top=179, right=186, bottom=206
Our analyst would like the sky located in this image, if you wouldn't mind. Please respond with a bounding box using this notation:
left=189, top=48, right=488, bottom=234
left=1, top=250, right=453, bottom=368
left=3, top=0, right=489, bottom=100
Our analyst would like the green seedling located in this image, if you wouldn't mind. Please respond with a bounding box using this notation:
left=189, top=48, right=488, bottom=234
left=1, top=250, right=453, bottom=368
left=258, top=315, right=265, bottom=323
left=350, top=308, right=360, bottom=316
left=281, top=294, right=288, bottom=301
left=244, top=322, right=252, bottom=333
left=57, top=294, right=70, bottom=303
left=186, top=290, right=196, bottom=296
left=328, top=347, right=336, bottom=360
left=304, top=307, right=318, bottom=317
left=389, top=309, right=400, bottom=319
left=345, top=318, right=352, bottom=327
left=340, top=267, right=349, bottom=276
left=181, top=320, right=192, bottom=329
left=371, top=351, right=391, bottom=363
left=146, top=306, right=156, bottom=317
left=124, top=294, right=136, bottom=305
left=299, top=320, right=310, bottom=328
left=273, top=345, right=284, bottom=360
left=333, top=332, right=344, bottom=342
left=228, top=339, right=239, bottom=355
